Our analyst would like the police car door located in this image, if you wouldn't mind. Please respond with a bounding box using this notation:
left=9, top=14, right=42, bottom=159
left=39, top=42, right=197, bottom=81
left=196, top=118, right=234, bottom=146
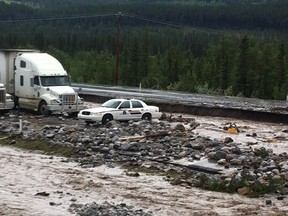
left=129, top=100, right=144, bottom=119
left=117, top=100, right=132, bottom=120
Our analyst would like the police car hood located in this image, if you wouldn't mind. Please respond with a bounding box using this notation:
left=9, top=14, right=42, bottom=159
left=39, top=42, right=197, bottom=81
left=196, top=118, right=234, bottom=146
left=82, top=106, right=116, bottom=113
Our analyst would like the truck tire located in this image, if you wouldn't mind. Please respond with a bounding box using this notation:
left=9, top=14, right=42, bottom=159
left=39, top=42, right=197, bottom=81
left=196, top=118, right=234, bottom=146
left=13, top=96, right=19, bottom=109
left=102, top=114, right=113, bottom=125
left=38, top=101, right=50, bottom=116
left=142, top=113, right=152, bottom=121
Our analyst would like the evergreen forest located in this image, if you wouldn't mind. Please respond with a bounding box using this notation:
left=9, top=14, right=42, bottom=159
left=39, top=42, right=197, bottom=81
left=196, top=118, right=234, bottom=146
left=0, top=0, right=288, bottom=100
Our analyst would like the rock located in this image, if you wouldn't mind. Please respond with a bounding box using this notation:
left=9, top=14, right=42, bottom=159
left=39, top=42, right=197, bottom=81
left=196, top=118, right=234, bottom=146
left=224, top=137, right=233, bottom=143
left=49, top=202, right=61, bottom=206
left=174, top=124, right=185, bottom=132
left=217, top=158, right=228, bottom=165
left=162, top=136, right=171, bottom=142
left=272, top=169, right=280, bottom=175
left=35, top=191, right=50, bottom=196
left=126, top=172, right=140, bottom=177
left=230, top=158, right=243, bottom=165
left=10, top=140, right=16, bottom=145
left=231, top=147, right=242, bottom=155
left=206, top=139, right=221, bottom=147
left=106, top=120, right=120, bottom=128
left=190, top=120, right=200, bottom=130
left=220, top=170, right=236, bottom=180
left=178, top=151, right=188, bottom=158
left=99, top=147, right=110, bottom=154
left=190, top=143, right=203, bottom=150
left=46, top=133, right=55, bottom=139
left=192, top=154, right=201, bottom=160
left=277, top=196, right=285, bottom=200
left=213, top=150, right=227, bottom=160
left=80, top=136, right=92, bottom=144
left=237, top=187, right=251, bottom=195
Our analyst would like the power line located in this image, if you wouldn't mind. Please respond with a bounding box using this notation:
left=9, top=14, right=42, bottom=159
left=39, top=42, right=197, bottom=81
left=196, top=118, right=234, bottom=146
left=124, top=13, right=186, bottom=29
left=0, top=12, right=243, bottom=38
left=0, top=13, right=116, bottom=23
left=124, top=13, right=223, bottom=33
left=0, top=12, right=228, bottom=35
left=0, top=12, right=284, bottom=44
left=0, top=12, right=230, bottom=34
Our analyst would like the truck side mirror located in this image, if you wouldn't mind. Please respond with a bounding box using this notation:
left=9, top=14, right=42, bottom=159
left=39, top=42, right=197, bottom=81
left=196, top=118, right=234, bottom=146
left=30, top=77, right=34, bottom=87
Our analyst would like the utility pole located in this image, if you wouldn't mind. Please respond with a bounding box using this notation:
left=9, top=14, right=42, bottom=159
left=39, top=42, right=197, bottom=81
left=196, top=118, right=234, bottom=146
left=115, top=12, right=122, bottom=86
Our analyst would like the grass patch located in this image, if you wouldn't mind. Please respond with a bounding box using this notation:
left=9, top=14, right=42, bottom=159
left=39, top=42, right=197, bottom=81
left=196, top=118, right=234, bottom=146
left=254, top=148, right=269, bottom=158
left=122, top=164, right=162, bottom=175
left=250, top=178, right=286, bottom=198
left=0, top=134, right=77, bottom=158
left=122, top=164, right=189, bottom=183
left=194, top=173, right=286, bottom=197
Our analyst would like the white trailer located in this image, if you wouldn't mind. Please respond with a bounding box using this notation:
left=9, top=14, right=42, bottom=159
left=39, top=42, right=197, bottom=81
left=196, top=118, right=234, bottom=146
left=0, top=49, right=84, bottom=115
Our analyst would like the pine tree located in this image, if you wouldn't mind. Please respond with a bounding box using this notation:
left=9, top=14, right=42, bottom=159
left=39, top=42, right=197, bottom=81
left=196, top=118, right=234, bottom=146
left=235, top=35, right=250, bottom=97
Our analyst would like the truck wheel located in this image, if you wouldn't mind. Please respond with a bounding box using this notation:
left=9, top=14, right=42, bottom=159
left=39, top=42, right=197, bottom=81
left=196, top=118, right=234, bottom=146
left=142, top=113, right=152, bottom=121
left=38, top=101, right=50, bottom=116
left=102, top=114, right=113, bottom=125
left=13, top=96, right=19, bottom=109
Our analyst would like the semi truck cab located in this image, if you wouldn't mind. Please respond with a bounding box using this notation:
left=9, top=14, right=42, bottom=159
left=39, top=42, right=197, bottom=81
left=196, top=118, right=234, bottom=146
left=0, top=50, right=84, bottom=115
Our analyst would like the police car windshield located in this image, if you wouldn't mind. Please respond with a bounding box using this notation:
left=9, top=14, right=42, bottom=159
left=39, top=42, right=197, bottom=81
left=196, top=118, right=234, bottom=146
left=101, top=100, right=122, bottom=108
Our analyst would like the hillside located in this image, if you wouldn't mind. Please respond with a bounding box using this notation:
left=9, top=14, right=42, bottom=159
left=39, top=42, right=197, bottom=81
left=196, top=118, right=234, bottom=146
left=0, top=0, right=288, bottom=100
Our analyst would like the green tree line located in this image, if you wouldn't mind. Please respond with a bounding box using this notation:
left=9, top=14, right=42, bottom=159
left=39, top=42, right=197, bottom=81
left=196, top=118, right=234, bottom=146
left=0, top=0, right=288, bottom=100
left=45, top=34, right=288, bottom=100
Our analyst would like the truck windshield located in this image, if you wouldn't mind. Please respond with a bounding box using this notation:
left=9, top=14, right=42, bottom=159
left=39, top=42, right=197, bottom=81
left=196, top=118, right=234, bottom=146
left=40, top=76, right=69, bottom=87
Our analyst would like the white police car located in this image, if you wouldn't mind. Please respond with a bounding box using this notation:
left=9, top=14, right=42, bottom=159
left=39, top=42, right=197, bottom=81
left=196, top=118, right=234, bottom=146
left=78, top=98, right=162, bottom=125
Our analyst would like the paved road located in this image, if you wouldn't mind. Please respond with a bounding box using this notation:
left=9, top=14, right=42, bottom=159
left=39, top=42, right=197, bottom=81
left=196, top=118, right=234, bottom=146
left=72, top=84, right=288, bottom=123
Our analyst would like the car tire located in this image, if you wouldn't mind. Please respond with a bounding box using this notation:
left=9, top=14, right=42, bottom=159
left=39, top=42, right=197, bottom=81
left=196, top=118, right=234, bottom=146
left=102, top=114, right=113, bottom=125
left=142, top=113, right=152, bottom=121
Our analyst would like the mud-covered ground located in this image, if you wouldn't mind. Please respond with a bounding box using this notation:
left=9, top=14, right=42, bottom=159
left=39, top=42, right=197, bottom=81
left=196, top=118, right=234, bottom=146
left=0, top=145, right=288, bottom=216
left=1, top=103, right=288, bottom=216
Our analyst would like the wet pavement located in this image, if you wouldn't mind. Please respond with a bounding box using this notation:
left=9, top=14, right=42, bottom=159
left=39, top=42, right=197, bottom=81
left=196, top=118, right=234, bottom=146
left=73, top=84, right=288, bottom=124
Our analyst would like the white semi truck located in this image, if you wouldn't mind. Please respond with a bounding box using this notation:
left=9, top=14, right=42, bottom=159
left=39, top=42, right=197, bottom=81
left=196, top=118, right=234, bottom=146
left=0, top=49, right=84, bottom=115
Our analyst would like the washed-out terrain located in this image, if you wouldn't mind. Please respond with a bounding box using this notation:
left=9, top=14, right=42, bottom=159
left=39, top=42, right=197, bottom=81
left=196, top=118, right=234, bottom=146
left=0, top=103, right=288, bottom=216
